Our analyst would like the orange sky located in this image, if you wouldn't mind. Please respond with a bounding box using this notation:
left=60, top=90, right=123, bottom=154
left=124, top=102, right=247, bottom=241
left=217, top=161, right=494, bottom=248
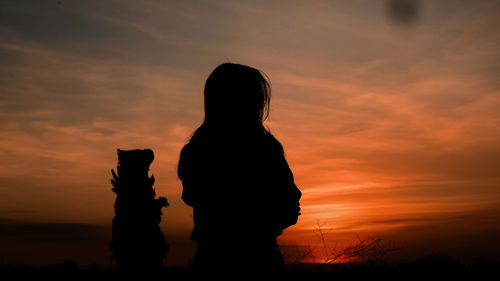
left=1, top=0, right=500, bottom=267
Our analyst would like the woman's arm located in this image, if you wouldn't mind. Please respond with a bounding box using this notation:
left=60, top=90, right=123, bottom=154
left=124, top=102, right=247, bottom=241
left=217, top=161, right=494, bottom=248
left=266, top=136, right=302, bottom=234
left=276, top=151, right=302, bottom=230
left=178, top=144, right=201, bottom=207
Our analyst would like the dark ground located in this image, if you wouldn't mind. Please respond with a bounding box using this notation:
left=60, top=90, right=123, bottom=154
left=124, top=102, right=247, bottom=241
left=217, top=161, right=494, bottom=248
left=1, top=255, right=499, bottom=280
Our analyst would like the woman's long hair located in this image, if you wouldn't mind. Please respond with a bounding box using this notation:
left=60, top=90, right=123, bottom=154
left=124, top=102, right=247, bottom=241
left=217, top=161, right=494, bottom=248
left=188, top=63, right=272, bottom=145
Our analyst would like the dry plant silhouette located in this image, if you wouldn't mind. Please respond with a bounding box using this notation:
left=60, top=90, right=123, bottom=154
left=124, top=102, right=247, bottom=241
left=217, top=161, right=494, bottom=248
left=286, top=222, right=406, bottom=273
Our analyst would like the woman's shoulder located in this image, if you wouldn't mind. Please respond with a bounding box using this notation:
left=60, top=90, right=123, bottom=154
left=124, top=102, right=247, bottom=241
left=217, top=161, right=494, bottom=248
left=179, top=141, right=193, bottom=158
left=181, top=127, right=284, bottom=154
left=262, top=130, right=284, bottom=155
left=178, top=141, right=201, bottom=168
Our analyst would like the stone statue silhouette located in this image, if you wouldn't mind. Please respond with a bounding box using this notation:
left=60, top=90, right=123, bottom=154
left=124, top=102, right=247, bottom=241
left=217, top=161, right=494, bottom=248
left=177, top=63, right=302, bottom=278
left=110, top=148, right=169, bottom=274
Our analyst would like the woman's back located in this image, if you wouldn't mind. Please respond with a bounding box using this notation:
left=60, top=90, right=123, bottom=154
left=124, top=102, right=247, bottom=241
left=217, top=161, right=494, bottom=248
left=179, top=127, right=300, bottom=238
left=178, top=127, right=301, bottom=276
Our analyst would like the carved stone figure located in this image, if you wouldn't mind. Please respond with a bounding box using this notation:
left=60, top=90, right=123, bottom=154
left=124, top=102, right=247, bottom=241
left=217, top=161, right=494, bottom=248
left=110, top=149, right=169, bottom=274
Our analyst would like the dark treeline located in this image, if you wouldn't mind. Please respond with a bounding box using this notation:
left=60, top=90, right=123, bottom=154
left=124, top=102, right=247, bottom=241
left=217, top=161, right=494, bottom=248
left=1, top=255, right=499, bottom=280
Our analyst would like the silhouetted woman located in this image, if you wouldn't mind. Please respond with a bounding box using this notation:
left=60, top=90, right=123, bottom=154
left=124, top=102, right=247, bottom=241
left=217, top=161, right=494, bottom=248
left=177, top=63, right=301, bottom=278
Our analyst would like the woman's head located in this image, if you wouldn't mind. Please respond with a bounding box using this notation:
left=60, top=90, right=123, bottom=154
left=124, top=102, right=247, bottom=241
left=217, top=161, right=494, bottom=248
left=202, top=63, right=271, bottom=130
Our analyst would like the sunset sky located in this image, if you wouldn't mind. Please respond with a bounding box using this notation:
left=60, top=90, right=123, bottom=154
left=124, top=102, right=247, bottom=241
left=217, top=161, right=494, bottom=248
left=1, top=0, right=500, bottom=267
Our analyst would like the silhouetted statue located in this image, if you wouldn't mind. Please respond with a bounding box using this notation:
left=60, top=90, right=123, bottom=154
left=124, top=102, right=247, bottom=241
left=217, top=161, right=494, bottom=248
left=110, top=149, right=169, bottom=275
left=177, top=63, right=302, bottom=278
